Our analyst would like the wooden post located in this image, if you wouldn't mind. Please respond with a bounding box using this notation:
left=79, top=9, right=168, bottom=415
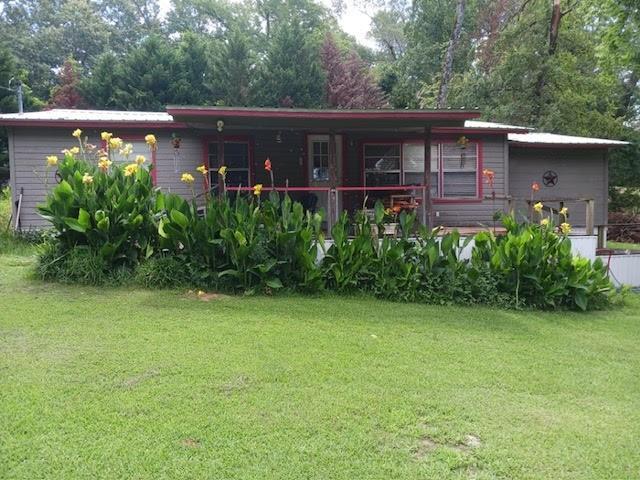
left=585, top=199, right=595, bottom=236
left=328, top=132, right=337, bottom=228
left=597, top=225, right=606, bottom=249
left=423, top=127, right=432, bottom=228
left=507, top=196, right=514, bottom=216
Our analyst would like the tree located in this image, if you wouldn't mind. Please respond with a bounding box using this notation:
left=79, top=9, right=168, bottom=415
left=321, top=34, right=387, bottom=108
left=49, top=58, right=87, bottom=108
left=254, top=17, right=324, bottom=108
left=436, top=0, right=466, bottom=108
left=209, top=28, right=254, bottom=106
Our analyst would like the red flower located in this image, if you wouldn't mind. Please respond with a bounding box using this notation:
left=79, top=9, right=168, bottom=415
left=264, top=158, right=272, bottom=172
left=531, top=182, right=540, bottom=192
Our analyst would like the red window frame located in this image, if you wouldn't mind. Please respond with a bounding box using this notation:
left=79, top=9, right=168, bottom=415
left=202, top=135, right=254, bottom=191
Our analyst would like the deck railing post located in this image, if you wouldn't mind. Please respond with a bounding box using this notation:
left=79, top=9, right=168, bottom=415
left=421, top=186, right=427, bottom=227
left=585, top=199, right=595, bottom=236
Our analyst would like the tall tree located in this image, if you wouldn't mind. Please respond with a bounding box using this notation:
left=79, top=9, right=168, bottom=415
left=209, top=28, right=254, bottom=106
left=254, top=16, right=324, bottom=107
left=49, top=58, right=87, bottom=108
left=321, top=34, right=387, bottom=108
left=436, top=0, right=466, bottom=108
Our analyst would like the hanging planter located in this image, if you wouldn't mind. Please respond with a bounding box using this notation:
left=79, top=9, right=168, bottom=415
left=171, top=133, right=182, bottom=149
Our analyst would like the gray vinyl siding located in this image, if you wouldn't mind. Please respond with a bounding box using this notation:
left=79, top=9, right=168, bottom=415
left=432, top=137, right=508, bottom=227
left=9, top=127, right=204, bottom=229
left=509, top=147, right=608, bottom=226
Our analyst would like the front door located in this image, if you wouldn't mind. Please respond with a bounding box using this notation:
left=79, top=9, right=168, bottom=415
left=307, top=134, right=343, bottom=216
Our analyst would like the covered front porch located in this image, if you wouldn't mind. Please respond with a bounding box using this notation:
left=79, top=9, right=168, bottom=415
left=168, top=106, right=520, bottom=230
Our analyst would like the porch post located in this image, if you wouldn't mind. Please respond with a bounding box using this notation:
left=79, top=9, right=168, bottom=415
left=328, top=132, right=338, bottom=227
left=423, top=126, right=433, bottom=228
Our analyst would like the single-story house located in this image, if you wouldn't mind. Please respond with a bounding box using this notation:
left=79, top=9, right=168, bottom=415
left=0, top=107, right=629, bottom=234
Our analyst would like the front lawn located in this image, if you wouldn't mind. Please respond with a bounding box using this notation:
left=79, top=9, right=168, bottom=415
left=1, top=254, right=639, bottom=479
left=608, top=240, right=640, bottom=251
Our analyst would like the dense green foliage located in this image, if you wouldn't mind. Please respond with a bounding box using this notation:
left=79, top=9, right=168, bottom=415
left=35, top=149, right=616, bottom=310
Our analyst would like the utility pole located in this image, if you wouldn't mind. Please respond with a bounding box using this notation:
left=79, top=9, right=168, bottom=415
left=1, top=78, right=24, bottom=113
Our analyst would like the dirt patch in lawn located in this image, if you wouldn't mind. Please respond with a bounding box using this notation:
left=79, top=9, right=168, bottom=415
left=181, top=438, right=201, bottom=448
left=219, top=374, right=250, bottom=395
left=121, top=368, right=160, bottom=389
left=452, top=434, right=482, bottom=453
left=413, top=436, right=438, bottom=460
left=184, top=290, right=230, bottom=302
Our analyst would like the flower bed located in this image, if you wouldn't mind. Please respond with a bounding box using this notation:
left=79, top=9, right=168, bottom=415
left=35, top=130, right=618, bottom=310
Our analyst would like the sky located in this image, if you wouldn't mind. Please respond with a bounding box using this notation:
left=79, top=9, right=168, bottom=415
left=157, top=0, right=377, bottom=48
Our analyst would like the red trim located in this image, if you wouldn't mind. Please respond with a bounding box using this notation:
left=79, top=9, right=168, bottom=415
left=167, top=107, right=481, bottom=121
left=510, top=142, right=624, bottom=149
left=0, top=120, right=187, bottom=129
left=302, top=131, right=309, bottom=187
left=227, top=186, right=331, bottom=192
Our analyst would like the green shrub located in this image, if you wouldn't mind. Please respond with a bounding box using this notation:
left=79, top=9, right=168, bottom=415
left=37, top=135, right=158, bottom=268
left=472, top=215, right=614, bottom=310
left=135, top=255, right=190, bottom=289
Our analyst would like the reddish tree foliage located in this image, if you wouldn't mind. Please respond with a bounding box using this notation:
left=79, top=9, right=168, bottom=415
left=321, top=34, right=387, bottom=109
left=49, top=59, right=87, bottom=109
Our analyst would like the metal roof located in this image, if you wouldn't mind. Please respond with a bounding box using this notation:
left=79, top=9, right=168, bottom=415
left=465, top=120, right=530, bottom=131
left=509, top=131, right=629, bottom=147
left=0, top=109, right=630, bottom=147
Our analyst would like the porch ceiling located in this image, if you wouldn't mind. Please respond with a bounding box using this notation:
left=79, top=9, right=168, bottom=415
left=166, top=105, right=482, bottom=131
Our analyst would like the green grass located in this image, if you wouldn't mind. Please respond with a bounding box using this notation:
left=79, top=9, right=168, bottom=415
left=608, top=241, right=640, bottom=251
left=1, top=255, right=639, bottom=479
left=0, top=187, right=38, bottom=256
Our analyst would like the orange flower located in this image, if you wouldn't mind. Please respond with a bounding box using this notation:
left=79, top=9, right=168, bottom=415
left=531, top=182, right=540, bottom=192
left=264, top=158, right=272, bottom=172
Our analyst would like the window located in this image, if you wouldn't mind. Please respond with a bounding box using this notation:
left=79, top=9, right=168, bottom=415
left=361, top=139, right=481, bottom=199
left=363, top=144, right=401, bottom=186
left=207, top=140, right=250, bottom=187
left=440, top=142, right=478, bottom=198
left=402, top=143, right=439, bottom=197
left=311, top=140, right=329, bottom=181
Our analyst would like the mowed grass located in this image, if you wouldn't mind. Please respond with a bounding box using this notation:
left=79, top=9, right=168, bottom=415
left=608, top=241, right=640, bottom=252
left=1, top=255, right=639, bottom=479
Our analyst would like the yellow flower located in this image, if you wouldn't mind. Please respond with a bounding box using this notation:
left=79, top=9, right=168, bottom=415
left=101, top=131, right=113, bottom=141
left=181, top=172, right=195, bottom=184
left=120, top=143, right=133, bottom=157
left=135, top=155, right=146, bottom=165
left=253, top=183, right=263, bottom=196
left=196, top=164, right=208, bottom=175
left=533, top=202, right=544, bottom=214
left=540, top=218, right=550, bottom=227
left=46, top=155, right=58, bottom=167
left=124, top=163, right=139, bottom=177
left=218, top=165, right=227, bottom=177
left=560, top=222, right=572, bottom=235
left=145, top=134, right=157, bottom=148
left=109, top=137, right=123, bottom=150
left=82, top=173, right=94, bottom=185
left=70, top=146, right=80, bottom=155
left=559, top=207, right=568, bottom=216
left=98, top=157, right=112, bottom=172
left=72, top=128, right=82, bottom=138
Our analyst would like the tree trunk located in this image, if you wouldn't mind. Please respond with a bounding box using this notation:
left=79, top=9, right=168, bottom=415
left=533, top=0, right=563, bottom=121
left=436, top=0, right=466, bottom=109
left=548, top=0, right=562, bottom=55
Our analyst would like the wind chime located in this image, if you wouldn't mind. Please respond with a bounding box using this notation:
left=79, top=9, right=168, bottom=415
left=457, top=135, right=469, bottom=169
left=171, top=133, right=182, bottom=173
